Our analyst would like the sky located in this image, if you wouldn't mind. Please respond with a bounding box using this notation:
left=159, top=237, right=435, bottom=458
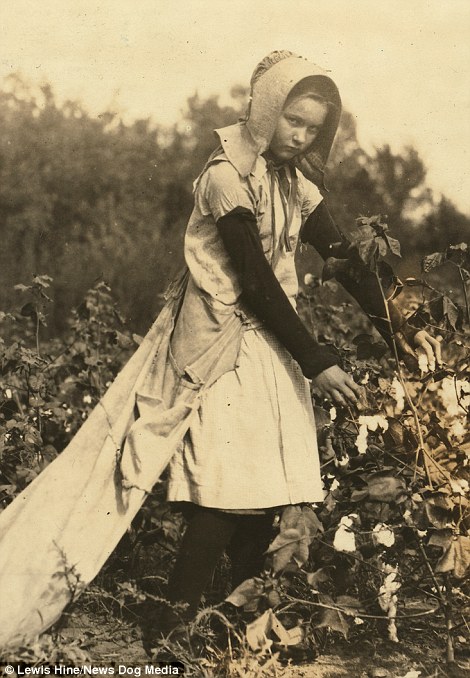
left=1, top=0, right=469, bottom=214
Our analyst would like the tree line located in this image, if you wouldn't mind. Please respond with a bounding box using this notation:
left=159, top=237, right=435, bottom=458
left=0, top=75, right=468, bottom=335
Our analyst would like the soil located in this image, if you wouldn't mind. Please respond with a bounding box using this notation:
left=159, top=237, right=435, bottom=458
left=50, top=604, right=470, bottom=678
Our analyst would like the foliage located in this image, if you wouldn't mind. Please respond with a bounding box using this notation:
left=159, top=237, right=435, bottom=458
left=223, top=219, right=470, bottom=668
left=0, top=75, right=469, bottom=336
left=1, top=223, right=469, bottom=673
left=0, top=276, right=135, bottom=507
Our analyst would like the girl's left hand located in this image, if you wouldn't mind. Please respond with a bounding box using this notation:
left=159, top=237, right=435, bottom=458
left=395, top=329, right=443, bottom=372
left=412, top=330, right=443, bottom=371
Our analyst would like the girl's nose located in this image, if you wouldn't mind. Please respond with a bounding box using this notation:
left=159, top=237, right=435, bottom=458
left=293, top=128, right=306, bottom=145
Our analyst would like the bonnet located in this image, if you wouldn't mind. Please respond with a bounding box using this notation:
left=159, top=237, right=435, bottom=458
left=215, top=50, right=342, bottom=188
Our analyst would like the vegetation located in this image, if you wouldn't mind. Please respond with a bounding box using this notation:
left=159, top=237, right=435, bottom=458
left=0, top=76, right=469, bottom=675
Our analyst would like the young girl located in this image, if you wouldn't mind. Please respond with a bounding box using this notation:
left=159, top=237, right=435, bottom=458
left=0, top=49, right=441, bottom=650
left=158, top=50, right=442, bottom=627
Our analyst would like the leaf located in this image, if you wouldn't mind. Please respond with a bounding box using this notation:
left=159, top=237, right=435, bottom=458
left=386, top=236, right=402, bottom=257
left=442, top=295, right=462, bottom=330
left=404, top=277, right=425, bottom=287
left=422, top=251, right=447, bottom=272
left=246, top=609, right=273, bottom=653
left=270, top=613, right=304, bottom=646
left=435, top=535, right=470, bottom=579
left=367, top=474, right=407, bottom=503
left=336, top=595, right=364, bottom=616
left=306, top=568, right=330, bottom=591
left=357, top=238, right=378, bottom=266
left=316, top=595, right=350, bottom=637
left=267, top=528, right=309, bottom=573
left=226, top=577, right=264, bottom=609
left=20, top=302, right=37, bottom=319
left=424, top=500, right=451, bottom=529
left=428, top=528, right=453, bottom=550
left=301, top=506, right=324, bottom=538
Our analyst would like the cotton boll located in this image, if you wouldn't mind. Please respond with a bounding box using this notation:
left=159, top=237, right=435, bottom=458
left=373, top=523, right=395, bottom=548
left=355, top=415, right=389, bottom=453
left=417, top=350, right=430, bottom=374
left=333, top=516, right=356, bottom=553
left=390, top=376, right=405, bottom=413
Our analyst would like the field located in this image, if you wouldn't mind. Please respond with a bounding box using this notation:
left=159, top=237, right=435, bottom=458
left=1, top=222, right=469, bottom=677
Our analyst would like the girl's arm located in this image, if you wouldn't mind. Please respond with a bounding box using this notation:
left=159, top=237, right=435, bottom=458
left=216, top=206, right=340, bottom=379
left=301, top=202, right=442, bottom=367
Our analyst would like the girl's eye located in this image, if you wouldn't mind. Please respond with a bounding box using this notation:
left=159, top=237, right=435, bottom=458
left=308, top=127, right=319, bottom=135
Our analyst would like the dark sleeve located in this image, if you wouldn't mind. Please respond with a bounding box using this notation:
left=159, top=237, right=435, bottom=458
left=216, top=207, right=340, bottom=379
left=301, top=202, right=415, bottom=348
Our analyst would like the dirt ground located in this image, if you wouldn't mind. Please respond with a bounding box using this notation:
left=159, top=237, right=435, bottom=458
left=50, top=606, right=470, bottom=678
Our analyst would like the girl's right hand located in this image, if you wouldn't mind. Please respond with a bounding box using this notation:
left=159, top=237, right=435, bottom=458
left=312, top=365, right=362, bottom=407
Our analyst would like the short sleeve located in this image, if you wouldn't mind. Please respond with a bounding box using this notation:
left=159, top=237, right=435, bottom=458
left=298, top=174, right=323, bottom=224
left=196, top=161, right=256, bottom=222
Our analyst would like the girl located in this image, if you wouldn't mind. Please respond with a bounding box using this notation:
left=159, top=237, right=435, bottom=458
left=158, top=50, right=442, bottom=628
left=0, top=49, right=441, bottom=649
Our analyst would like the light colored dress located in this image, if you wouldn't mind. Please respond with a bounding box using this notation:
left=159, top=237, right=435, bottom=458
left=167, top=152, right=325, bottom=508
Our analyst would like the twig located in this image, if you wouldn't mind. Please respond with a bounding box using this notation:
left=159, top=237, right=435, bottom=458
left=277, top=595, right=440, bottom=621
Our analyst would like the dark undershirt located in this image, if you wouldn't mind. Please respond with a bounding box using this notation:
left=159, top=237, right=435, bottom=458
left=216, top=201, right=403, bottom=379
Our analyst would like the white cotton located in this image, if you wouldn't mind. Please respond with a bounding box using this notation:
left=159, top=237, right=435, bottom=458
left=440, top=377, right=470, bottom=418
left=390, top=376, right=405, bottom=413
left=333, top=516, right=356, bottom=553
left=418, top=351, right=430, bottom=374
left=373, top=523, right=395, bottom=548
left=355, top=415, right=389, bottom=454
left=379, top=565, right=401, bottom=642
left=451, top=420, right=466, bottom=440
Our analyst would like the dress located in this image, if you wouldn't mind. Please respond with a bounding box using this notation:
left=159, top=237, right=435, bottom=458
left=167, top=152, right=326, bottom=508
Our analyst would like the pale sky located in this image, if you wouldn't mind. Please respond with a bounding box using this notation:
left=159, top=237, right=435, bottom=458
left=1, top=0, right=469, bottom=213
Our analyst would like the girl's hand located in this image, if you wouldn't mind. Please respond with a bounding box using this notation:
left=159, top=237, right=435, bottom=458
left=312, top=365, right=362, bottom=407
left=412, top=330, right=443, bottom=371
left=395, top=329, right=443, bottom=372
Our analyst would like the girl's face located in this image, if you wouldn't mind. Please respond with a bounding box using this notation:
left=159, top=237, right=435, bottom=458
left=269, top=96, right=328, bottom=162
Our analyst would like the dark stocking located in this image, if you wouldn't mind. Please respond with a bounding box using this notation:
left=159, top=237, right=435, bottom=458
left=166, top=507, right=238, bottom=617
left=227, top=513, right=274, bottom=588
left=166, top=506, right=274, bottom=625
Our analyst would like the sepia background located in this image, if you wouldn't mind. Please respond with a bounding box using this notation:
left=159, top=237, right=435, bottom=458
left=0, top=0, right=469, bottom=334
